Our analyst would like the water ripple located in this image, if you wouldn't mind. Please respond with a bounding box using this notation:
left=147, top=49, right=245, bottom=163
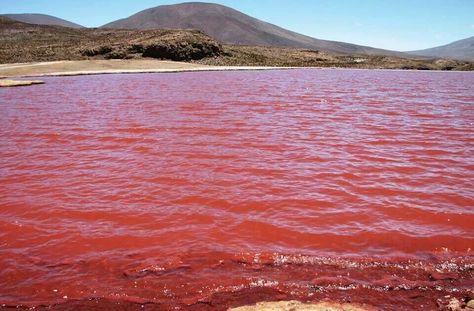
left=1, top=69, right=473, bottom=307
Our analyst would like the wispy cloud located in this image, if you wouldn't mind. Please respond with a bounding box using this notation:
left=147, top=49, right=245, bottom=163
left=471, top=24, right=474, bottom=29
left=353, top=22, right=363, bottom=27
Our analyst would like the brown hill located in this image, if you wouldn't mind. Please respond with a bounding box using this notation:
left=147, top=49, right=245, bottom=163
left=1, top=13, right=84, bottom=28
left=1, top=16, right=472, bottom=71
left=102, top=2, right=405, bottom=57
left=409, top=36, right=474, bottom=61
left=0, top=16, right=222, bottom=64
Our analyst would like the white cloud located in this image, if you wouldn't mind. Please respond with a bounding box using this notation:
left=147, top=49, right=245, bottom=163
left=353, top=22, right=363, bottom=27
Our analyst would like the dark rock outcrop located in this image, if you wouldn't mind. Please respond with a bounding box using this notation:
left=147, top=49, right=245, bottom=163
left=142, top=41, right=221, bottom=61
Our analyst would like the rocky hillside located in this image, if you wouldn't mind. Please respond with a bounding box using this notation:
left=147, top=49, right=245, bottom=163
left=1, top=13, right=84, bottom=28
left=196, top=45, right=473, bottom=71
left=1, top=17, right=473, bottom=70
left=102, top=2, right=405, bottom=57
left=0, top=17, right=222, bottom=63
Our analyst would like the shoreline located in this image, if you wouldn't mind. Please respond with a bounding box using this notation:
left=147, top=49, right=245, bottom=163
left=2, top=59, right=473, bottom=79
left=0, top=59, right=296, bottom=78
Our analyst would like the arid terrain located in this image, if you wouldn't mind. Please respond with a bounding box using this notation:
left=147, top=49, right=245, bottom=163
left=1, top=16, right=473, bottom=72
left=410, top=36, right=474, bottom=61
left=0, top=17, right=222, bottom=64
left=102, top=2, right=403, bottom=57
left=198, top=44, right=474, bottom=70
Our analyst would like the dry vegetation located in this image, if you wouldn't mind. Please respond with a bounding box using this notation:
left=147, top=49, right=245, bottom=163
left=198, top=45, right=474, bottom=70
left=0, top=17, right=222, bottom=63
left=1, top=17, right=473, bottom=71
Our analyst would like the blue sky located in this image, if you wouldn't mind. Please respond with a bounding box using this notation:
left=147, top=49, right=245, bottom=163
left=1, top=0, right=473, bottom=51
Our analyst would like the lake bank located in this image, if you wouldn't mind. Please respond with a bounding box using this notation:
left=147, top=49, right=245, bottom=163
left=3, top=59, right=474, bottom=80
left=0, top=59, right=293, bottom=78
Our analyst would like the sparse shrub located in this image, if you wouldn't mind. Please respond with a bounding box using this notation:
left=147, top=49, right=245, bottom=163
left=81, top=46, right=113, bottom=57
left=128, top=44, right=144, bottom=54
left=104, top=50, right=128, bottom=59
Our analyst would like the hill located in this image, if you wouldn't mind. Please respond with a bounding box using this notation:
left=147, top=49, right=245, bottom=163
left=1, top=13, right=84, bottom=28
left=409, top=36, right=474, bottom=61
left=102, top=2, right=404, bottom=57
left=0, top=16, right=222, bottom=64
left=1, top=16, right=472, bottom=70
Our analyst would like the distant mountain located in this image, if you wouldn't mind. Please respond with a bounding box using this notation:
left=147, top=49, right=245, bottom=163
left=409, top=36, right=474, bottom=61
left=1, top=13, right=83, bottom=28
left=102, top=2, right=404, bottom=57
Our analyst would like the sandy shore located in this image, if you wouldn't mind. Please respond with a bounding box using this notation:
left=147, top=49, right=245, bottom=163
left=229, top=300, right=372, bottom=311
left=0, top=79, right=45, bottom=87
left=0, top=59, right=290, bottom=78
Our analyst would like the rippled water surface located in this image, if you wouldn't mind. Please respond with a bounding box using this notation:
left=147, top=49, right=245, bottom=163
left=1, top=69, right=473, bottom=309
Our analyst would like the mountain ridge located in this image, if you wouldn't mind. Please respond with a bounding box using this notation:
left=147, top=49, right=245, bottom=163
left=1, top=13, right=84, bottom=28
left=2, top=3, right=473, bottom=62
left=101, top=2, right=406, bottom=57
left=409, top=36, right=474, bottom=61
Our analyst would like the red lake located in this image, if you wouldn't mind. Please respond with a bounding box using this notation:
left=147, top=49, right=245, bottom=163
left=0, top=69, right=473, bottom=310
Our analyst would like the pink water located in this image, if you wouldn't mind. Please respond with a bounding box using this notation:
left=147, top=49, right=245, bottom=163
left=1, top=69, right=473, bottom=310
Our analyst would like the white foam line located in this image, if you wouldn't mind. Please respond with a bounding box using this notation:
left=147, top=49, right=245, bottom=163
left=5, top=66, right=299, bottom=78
